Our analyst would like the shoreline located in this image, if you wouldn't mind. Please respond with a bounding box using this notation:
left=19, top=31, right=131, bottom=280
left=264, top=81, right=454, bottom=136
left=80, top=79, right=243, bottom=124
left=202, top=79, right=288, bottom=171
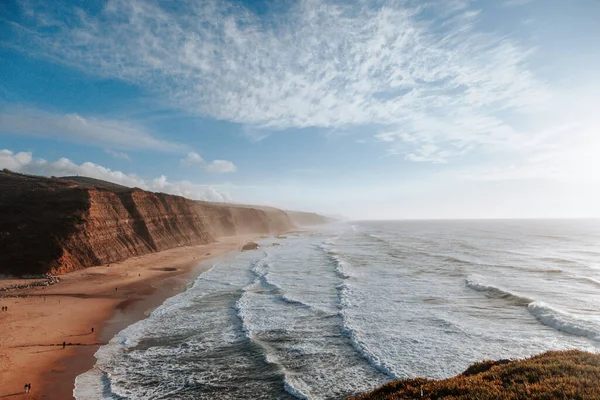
left=0, top=235, right=258, bottom=400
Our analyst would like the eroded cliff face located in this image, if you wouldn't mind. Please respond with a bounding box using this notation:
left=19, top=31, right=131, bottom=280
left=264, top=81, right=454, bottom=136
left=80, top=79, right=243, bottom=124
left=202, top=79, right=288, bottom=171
left=195, top=202, right=295, bottom=237
left=50, top=189, right=218, bottom=274
left=0, top=171, right=301, bottom=275
left=286, top=210, right=332, bottom=226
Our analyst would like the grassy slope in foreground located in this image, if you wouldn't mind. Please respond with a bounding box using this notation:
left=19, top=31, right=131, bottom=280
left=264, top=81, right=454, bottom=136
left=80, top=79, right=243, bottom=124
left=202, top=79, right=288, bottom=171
left=352, top=350, right=600, bottom=400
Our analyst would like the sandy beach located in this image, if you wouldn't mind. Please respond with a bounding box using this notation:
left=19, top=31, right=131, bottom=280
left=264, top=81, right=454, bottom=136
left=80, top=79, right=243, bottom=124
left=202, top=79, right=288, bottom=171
left=0, top=235, right=257, bottom=400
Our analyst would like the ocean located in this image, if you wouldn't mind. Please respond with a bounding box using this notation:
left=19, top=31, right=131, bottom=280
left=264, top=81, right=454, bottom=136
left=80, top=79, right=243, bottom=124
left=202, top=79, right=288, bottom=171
left=74, top=220, right=600, bottom=399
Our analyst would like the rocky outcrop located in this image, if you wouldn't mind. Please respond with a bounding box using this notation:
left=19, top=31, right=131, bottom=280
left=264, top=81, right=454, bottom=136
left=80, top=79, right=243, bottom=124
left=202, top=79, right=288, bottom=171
left=0, top=171, right=308, bottom=275
left=241, top=242, right=260, bottom=251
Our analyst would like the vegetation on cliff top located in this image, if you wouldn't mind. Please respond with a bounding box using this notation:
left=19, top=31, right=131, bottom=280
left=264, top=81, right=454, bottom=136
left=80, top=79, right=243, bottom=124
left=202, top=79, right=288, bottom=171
left=352, top=350, right=600, bottom=400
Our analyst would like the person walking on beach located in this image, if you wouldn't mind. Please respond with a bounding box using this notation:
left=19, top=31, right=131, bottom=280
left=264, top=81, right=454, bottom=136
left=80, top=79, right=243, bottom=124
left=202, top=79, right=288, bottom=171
left=24, top=383, right=30, bottom=393
left=62, top=341, right=66, bottom=349
left=91, top=327, right=94, bottom=333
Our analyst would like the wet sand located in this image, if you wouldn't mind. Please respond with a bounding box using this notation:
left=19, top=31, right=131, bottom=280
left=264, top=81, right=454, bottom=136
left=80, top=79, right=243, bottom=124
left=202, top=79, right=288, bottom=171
left=0, top=235, right=256, bottom=400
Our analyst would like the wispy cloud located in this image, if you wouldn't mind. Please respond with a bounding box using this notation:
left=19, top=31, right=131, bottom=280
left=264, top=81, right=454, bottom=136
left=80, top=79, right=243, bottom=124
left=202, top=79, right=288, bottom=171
left=6, top=0, right=550, bottom=163
left=181, top=151, right=237, bottom=173
left=0, top=106, right=184, bottom=152
left=106, top=149, right=131, bottom=160
left=0, top=149, right=232, bottom=202
left=503, top=0, right=534, bottom=7
left=451, top=122, right=600, bottom=182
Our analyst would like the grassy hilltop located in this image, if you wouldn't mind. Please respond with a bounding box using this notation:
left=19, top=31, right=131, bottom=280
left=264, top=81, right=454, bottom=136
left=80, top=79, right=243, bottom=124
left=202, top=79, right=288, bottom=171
left=352, top=350, right=600, bottom=400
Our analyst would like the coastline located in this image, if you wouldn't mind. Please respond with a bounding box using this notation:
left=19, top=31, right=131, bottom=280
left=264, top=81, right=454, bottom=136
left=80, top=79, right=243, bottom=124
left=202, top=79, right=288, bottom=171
left=0, top=235, right=258, bottom=400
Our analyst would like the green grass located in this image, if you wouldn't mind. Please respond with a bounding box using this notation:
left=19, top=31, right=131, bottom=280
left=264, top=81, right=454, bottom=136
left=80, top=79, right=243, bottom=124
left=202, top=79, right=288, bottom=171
left=351, top=350, right=600, bottom=400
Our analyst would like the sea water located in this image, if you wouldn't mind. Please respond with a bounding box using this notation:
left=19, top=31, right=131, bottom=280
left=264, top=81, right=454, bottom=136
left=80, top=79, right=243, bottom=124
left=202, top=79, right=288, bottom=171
left=74, top=220, right=600, bottom=399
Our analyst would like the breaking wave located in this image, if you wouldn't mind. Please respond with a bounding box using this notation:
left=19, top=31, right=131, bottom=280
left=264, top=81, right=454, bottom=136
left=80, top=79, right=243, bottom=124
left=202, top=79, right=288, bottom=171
left=465, top=276, right=533, bottom=305
left=336, top=281, right=397, bottom=379
left=466, top=275, right=600, bottom=341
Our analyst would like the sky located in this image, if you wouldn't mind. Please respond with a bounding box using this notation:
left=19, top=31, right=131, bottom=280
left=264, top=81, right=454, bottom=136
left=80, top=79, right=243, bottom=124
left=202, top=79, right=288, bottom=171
left=1, top=0, right=600, bottom=219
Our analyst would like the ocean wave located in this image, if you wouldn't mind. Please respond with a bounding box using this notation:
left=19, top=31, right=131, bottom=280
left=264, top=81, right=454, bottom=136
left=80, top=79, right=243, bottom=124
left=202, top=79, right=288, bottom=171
left=439, top=256, right=472, bottom=265
left=283, top=378, right=311, bottom=400
left=318, top=241, right=353, bottom=279
left=265, top=275, right=317, bottom=310
left=249, top=255, right=317, bottom=311
left=366, top=233, right=388, bottom=245
left=336, top=282, right=397, bottom=378
left=234, top=288, right=257, bottom=340
left=235, top=268, right=317, bottom=400
left=538, top=257, right=579, bottom=265
left=527, top=301, right=600, bottom=341
left=330, top=253, right=352, bottom=279
left=465, top=276, right=533, bottom=305
left=581, top=276, right=600, bottom=287
left=466, top=275, right=600, bottom=341
left=74, top=368, right=120, bottom=400
left=250, top=254, right=270, bottom=278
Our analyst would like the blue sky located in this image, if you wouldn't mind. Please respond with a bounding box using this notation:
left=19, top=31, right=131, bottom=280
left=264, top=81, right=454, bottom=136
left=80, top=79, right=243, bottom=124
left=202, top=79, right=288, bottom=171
left=1, top=0, right=600, bottom=219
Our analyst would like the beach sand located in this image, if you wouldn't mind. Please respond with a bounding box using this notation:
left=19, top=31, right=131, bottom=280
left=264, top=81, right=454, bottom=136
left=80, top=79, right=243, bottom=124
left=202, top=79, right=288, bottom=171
left=0, top=235, right=256, bottom=400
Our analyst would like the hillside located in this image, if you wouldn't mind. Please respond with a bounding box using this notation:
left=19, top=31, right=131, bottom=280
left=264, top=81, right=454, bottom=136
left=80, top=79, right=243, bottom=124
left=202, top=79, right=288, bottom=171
left=0, top=170, right=325, bottom=275
left=352, top=350, right=600, bottom=400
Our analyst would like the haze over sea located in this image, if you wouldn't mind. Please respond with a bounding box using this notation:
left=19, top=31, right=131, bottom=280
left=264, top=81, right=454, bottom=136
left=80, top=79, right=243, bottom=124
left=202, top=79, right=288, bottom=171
left=75, top=220, right=600, bottom=399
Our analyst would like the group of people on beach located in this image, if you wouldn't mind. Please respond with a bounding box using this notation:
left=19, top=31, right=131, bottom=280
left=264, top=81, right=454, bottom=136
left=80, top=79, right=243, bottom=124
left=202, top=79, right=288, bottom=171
left=1, top=305, right=7, bottom=311
left=24, top=383, right=32, bottom=393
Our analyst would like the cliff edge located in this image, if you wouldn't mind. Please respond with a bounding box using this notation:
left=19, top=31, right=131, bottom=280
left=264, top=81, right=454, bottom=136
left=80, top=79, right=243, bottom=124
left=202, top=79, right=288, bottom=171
left=0, top=170, right=324, bottom=275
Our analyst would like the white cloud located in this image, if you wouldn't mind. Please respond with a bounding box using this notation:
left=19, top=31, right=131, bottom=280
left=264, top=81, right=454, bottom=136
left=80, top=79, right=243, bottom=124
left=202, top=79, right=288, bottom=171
left=205, top=160, right=237, bottom=173
left=9, top=0, right=550, bottom=162
left=0, top=106, right=183, bottom=152
left=0, top=149, right=32, bottom=171
left=181, top=151, right=237, bottom=173
left=181, top=152, right=205, bottom=165
left=0, top=149, right=231, bottom=202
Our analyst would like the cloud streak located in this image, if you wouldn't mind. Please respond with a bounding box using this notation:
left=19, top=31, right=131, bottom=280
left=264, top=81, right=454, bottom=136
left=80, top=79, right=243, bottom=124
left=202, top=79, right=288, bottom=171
left=0, top=106, right=184, bottom=152
left=0, top=149, right=231, bottom=202
left=7, top=0, right=551, bottom=162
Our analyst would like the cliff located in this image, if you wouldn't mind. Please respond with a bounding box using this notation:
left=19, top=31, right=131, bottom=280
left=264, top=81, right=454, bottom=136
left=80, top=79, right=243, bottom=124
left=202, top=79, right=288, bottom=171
left=352, top=350, right=600, bottom=400
left=0, top=171, right=316, bottom=276
left=286, top=210, right=332, bottom=226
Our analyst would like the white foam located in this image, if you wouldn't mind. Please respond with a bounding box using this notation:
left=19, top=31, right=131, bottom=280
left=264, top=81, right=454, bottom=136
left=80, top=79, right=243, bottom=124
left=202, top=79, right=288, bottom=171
left=527, top=301, right=600, bottom=341
left=73, top=367, right=110, bottom=400
left=331, top=254, right=352, bottom=279
left=337, top=282, right=398, bottom=378
left=283, top=376, right=311, bottom=400
left=320, top=241, right=353, bottom=280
